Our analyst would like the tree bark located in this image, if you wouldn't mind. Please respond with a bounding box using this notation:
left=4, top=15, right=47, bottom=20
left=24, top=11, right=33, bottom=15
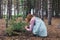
left=48, top=0, right=52, bottom=25
left=55, top=0, right=59, bottom=17
left=0, top=0, right=3, bottom=19
left=26, top=0, right=31, bottom=15
left=7, top=0, right=12, bottom=19
left=16, top=0, right=19, bottom=15
left=41, top=0, right=44, bottom=20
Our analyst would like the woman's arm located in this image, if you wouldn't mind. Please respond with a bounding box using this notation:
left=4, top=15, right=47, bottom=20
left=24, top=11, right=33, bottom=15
left=25, top=17, right=35, bottom=31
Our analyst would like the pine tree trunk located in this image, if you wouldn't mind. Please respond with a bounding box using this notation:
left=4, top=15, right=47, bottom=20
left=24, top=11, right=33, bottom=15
left=26, top=0, right=31, bottom=15
left=14, top=0, right=16, bottom=18
left=55, top=0, right=59, bottom=17
left=7, top=0, right=12, bottom=19
left=41, top=0, right=44, bottom=20
left=0, top=0, right=3, bottom=19
left=1, top=0, right=3, bottom=18
left=16, top=0, right=19, bottom=15
left=58, top=0, right=60, bottom=17
left=46, top=9, right=48, bottom=18
left=48, top=0, right=52, bottom=25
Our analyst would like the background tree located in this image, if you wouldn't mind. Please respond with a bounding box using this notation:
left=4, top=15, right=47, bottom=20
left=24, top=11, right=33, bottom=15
left=55, top=0, right=59, bottom=17
left=48, top=0, right=52, bottom=25
left=0, top=0, right=3, bottom=19
left=26, top=0, right=31, bottom=15
left=16, top=0, right=20, bottom=16
left=40, top=0, right=44, bottom=20
left=7, top=0, right=12, bottom=19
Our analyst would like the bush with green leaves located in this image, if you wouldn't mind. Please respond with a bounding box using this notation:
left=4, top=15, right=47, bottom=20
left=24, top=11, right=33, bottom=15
left=6, top=19, right=28, bottom=36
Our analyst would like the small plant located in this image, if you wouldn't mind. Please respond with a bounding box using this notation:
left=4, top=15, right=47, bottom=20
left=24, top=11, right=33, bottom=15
left=6, top=19, right=28, bottom=36
left=6, top=26, right=14, bottom=36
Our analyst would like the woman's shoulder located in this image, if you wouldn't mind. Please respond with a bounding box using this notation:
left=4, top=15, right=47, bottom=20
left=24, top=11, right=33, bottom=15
left=31, top=16, right=35, bottom=20
left=30, top=16, right=35, bottom=23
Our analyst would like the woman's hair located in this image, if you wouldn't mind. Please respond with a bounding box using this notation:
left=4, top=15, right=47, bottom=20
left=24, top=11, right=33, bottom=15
left=26, top=14, right=33, bottom=23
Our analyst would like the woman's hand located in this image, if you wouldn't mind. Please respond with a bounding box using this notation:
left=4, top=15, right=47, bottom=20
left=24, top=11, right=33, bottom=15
left=25, top=26, right=30, bottom=30
left=25, top=26, right=28, bottom=29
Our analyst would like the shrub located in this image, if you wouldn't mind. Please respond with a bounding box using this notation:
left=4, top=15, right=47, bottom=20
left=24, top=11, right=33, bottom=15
left=6, top=19, right=28, bottom=36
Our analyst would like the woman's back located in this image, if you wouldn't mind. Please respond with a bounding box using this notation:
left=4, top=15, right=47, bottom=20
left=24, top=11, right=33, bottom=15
left=32, top=17, right=47, bottom=37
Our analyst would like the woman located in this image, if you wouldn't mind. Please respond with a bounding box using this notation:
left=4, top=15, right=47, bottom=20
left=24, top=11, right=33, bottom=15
left=25, top=14, right=47, bottom=37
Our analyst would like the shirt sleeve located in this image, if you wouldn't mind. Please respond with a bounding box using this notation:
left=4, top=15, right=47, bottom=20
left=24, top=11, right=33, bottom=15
left=26, top=18, right=35, bottom=31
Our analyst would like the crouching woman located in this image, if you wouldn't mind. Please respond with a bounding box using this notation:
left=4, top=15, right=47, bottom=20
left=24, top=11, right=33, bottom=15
left=25, top=14, right=47, bottom=37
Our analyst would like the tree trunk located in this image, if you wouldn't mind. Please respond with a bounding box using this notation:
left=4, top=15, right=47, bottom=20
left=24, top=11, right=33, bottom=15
left=7, top=0, right=12, bottom=19
left=0, top=0, right=3, bottom=19
left=48, top=0, right=52, bottom=25
left=1, top=0, right=3, bottom=18
left=46, top=9, right=48, bottom=18
left=55, top=0, right=59, bottom=17
left=58, top=0, right=60, bottom=17
left=52, top=0, right=54, bottom=17
left=41, top=0, right=44, bottom=20
left=26, top=0, right=31, bottom=15
left=14, top=0, right=17, bottom=18
left=16, top=0, right=19, bottom=16
left=52, top=0, right=59, bottom=17
left=45, top=0, right=48, bottom=18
